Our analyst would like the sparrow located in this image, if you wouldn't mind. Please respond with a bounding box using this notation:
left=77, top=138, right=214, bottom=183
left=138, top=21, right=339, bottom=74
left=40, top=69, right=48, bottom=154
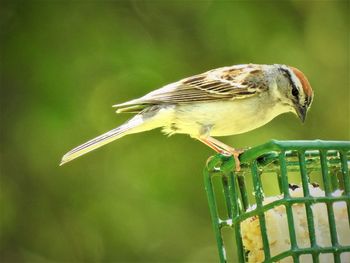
left=60, top=64, right=313, bottom=169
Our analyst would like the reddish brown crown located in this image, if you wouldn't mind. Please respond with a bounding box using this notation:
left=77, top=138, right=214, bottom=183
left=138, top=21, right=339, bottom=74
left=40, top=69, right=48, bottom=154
left=290, top=67, right=313, bottom=97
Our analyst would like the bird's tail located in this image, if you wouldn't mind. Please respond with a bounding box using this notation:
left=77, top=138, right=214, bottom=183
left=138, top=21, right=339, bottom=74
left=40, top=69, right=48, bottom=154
left=60, top=113, right=153, bottom=165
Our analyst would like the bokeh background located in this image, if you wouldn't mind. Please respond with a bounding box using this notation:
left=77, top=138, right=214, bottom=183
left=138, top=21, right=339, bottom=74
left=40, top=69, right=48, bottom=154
left=1, top=1, right=349, bottom=262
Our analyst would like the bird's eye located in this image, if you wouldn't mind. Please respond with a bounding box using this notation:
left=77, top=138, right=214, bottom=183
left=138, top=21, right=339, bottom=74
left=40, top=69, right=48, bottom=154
left=292, top=86, right=299, bottom=97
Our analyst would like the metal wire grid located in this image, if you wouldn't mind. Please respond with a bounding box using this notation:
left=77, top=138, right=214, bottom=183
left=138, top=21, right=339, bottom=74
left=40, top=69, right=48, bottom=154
left=204, top=140, right=350, bottom=263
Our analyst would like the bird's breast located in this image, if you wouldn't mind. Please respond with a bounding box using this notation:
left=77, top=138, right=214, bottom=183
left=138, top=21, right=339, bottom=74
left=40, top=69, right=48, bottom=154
left=167, top=97, right=290, bottom=137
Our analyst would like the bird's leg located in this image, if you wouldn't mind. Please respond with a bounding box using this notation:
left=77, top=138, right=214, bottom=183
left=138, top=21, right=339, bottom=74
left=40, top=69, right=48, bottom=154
left=198, top=136, right=243, bottom=171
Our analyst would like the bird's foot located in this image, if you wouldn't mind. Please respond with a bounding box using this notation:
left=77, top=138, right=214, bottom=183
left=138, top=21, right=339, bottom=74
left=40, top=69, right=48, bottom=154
left=197, top=136, right=245, bottom=172
left=219, top=148, right=244, bottom=172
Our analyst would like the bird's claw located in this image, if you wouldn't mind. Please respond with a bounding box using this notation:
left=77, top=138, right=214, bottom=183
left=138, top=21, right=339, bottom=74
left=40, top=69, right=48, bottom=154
left=219, top=148, right=244, bottom=172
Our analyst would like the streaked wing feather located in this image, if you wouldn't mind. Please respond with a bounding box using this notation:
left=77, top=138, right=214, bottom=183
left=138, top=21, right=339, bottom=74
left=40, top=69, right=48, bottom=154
left=113, top=64, right=267, bottom=110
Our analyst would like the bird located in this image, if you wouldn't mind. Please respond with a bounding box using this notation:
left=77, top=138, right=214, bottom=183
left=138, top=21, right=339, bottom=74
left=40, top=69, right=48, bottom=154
left=60, top=64, right=313, bottom=169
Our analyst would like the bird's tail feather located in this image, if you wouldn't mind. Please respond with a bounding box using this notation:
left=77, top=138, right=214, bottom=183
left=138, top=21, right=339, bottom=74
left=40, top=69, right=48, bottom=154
left=60, top=114, right=146, bottom=165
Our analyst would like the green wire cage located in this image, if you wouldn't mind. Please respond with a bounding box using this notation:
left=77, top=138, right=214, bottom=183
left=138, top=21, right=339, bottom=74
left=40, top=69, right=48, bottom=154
left=204, top=140, right=350, bottom=263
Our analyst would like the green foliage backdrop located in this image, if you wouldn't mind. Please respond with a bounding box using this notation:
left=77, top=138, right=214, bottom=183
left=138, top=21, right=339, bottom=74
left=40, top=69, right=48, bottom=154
left=1, top=1, right=349, bottom=262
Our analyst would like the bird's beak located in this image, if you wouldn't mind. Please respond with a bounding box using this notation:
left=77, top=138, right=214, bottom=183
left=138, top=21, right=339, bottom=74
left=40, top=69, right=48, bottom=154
left=295, top=105, right=307, bottom=123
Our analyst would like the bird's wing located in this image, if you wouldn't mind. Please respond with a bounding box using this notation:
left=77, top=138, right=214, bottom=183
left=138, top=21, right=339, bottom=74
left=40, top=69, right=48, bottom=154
left=113, top=64, right=268, bottom=112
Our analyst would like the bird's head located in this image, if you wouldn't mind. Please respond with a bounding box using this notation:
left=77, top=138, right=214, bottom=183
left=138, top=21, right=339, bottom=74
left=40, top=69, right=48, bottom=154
left=275, top=65, right=313, bottom=122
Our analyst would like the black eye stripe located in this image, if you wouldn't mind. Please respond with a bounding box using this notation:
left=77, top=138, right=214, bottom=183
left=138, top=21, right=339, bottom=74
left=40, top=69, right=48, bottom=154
left=292, top=86, right=299, bottom=97
left=280, top=67, right=299, bottom=98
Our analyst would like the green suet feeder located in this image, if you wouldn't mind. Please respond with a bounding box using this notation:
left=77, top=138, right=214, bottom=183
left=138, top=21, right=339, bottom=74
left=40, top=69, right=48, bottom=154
left=204, top=140, right=350, bottom=263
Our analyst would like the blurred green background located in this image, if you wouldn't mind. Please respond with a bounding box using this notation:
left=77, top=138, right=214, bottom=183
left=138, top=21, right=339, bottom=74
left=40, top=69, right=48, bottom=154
left=1, top=1, right=349, bottom=262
